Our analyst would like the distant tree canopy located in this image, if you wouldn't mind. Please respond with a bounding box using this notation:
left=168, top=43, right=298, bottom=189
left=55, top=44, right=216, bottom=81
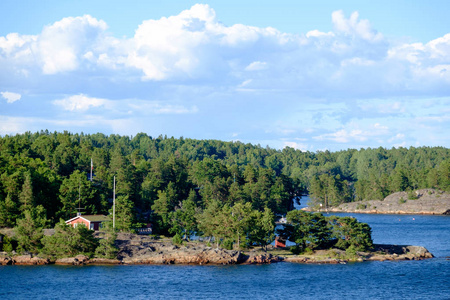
left=0, top=131, right=448, bottom=243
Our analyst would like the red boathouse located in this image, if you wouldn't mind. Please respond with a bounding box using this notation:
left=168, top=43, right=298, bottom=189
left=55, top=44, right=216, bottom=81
left=275, top=236, right=286, bottom=248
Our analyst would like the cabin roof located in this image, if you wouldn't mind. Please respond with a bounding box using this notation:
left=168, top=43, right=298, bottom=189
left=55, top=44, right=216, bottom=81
left=66, top=214, right=109, bottom=223
left=81, top=215, right=109, bottom=222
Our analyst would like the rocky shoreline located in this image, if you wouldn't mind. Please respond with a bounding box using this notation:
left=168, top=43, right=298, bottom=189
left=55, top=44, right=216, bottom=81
left=303, top=189, right=450, bottom=215
left=0, top=231, right=434, bottom=266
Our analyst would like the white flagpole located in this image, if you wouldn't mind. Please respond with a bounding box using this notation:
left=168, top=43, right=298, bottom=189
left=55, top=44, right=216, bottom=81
left=113, top=176, right=116, bottom=229
left=90, top=158, right=93, bottom=181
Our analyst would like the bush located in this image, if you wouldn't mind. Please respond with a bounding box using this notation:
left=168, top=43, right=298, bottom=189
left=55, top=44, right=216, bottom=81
left=303, top=247, right=314, bottom=255
left=356, top=203, right=367, bottom=210
left=172, top=233, right=183, bottom=245
left=345, top=245, right=357, bottom=257
left=407, top=190, right=418, bottom=200
left=95, top=227, right=118, bottom=259
left=398, top=197, right=406, bottom=204
left=1, top=235, right=16, bottom=253
left=222, top=239, right=234, bottom=250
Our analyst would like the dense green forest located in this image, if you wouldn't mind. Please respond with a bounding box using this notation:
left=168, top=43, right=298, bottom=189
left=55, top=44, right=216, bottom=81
left=0, top=131, right=449, bottom=234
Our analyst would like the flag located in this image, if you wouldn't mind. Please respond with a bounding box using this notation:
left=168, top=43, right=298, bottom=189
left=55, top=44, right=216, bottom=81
left=91, top=158, right=93, bottom=170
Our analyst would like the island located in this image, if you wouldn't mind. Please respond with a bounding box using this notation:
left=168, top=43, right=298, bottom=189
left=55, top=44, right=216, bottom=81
left=303, top=189, right=450, bottom=215
left=0, top=228, right=434, bottom=266
left=0, top=133, right=446, bottom=266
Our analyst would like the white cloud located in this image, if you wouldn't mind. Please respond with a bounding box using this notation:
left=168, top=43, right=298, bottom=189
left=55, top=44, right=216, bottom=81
left=427, top=33, right=450, bottom=61
left=306, top=30, right=334, bottom=38
left=52, top=94, right=199, bottom=116
left=128, top=101, right=198, bottom=114
left=388, top=133, right=405, bottom=143
left=0, top=116, right=28, bottom=134
left=53, top=94, right=109, bottom=111
left=332, top=10, right=383, bottom=42
left=124, top=4, right=289, bottom=80
left=245, top=61, right=267, bottom=71
left=314, top=129, right=366, bottom=143
left=313, top=122, right=390, bottom=143
left=0, top=5, right=449, bottom=97
left=37, top=15, right=108, bottom=74
left=283, top=141, right=309, bottom=152
left=0, top=33, right=36, bottom=56
left=1, top=91, right=21, bottom=103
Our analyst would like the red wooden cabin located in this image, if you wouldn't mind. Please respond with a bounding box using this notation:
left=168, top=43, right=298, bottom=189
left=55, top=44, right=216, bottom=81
left=65, top=214, right=109, bottom=231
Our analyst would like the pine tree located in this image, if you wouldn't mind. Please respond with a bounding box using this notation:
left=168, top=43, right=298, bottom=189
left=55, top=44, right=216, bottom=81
left=113, top=195, right=135, bottom=232
left=95, top=224, right=118, bottom=259
left=15, top=206, right=47, bottom=253
left=19, top=172, right=34, bottom=212
left=0, top=193, right=19, bottom=227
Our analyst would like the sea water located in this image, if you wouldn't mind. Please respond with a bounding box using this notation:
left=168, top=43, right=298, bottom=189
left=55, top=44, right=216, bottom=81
left=1, top=198, right=449, bottom=299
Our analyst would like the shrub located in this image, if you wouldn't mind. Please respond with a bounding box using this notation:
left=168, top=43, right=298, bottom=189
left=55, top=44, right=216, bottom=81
left=1, top=235, right=15, bottom=253
left=398, top=197, right=406, bottom=204
left=172, top=233, right=183, bottom=245
left=345, top=245, right=357, bottom=257
left=407, top=190, right=418, bottom=200
left=303, top=247, right=314, bottom=255
left=222, top=239, right=234, bottom=250
left=95, top=227, right=118, bottom=259
left=356, top=203, right=367, bottom=210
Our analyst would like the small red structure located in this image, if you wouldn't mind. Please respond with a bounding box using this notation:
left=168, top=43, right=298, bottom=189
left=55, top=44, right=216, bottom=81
left=65, top=214, right=109, bottom=231
left=275, top=236, right=286, bottom=248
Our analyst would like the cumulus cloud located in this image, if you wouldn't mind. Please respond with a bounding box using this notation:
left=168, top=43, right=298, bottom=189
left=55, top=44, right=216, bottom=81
left=331, top=10, right=383, bottom=42
left=53, top=94, right=109, bottom=111
left=0, top=33, right=36, bottom=56
left=38, top=15, right=108, bottom=74
left=1, top=91, right=21, bottom=103
left=124, top=4, right=289, bottom=80
left=0, top=5, right=449, bottom=97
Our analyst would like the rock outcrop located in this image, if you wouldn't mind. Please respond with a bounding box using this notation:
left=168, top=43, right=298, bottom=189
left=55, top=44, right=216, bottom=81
left=0, top=253, right=49, bottom=265
left=243, top=253, right=283, bottom=264
left=304, top=189, right=450, bottom=215
left=54, top=255, right=122, bottom=265
left=365, top=244, right=434, bottom=261
left=115, top=233, right=245, bottom=265
left=283, top=244, right=433, bottom=264
left=0, top=233, right=435, bottom=266
left=55, top=255, right=90, bottom=265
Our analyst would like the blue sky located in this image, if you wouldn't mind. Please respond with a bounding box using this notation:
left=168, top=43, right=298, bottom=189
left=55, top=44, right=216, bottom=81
left=1, top=1, right=449, bottom=151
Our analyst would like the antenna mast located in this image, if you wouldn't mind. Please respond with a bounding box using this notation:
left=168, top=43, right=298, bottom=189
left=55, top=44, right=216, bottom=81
left=76, top=182, right=85, bottom=216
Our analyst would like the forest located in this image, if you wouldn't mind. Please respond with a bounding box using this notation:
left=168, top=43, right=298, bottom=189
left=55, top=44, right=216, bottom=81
left=0, top=131, right=449, bottom=252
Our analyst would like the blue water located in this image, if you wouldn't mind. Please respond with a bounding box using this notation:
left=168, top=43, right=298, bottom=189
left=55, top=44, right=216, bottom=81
left=1, top=197, right=449, bottom=299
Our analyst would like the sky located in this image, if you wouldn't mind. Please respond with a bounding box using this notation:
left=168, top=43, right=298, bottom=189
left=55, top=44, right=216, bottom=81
left=1, top=0, right=449, bottom=152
